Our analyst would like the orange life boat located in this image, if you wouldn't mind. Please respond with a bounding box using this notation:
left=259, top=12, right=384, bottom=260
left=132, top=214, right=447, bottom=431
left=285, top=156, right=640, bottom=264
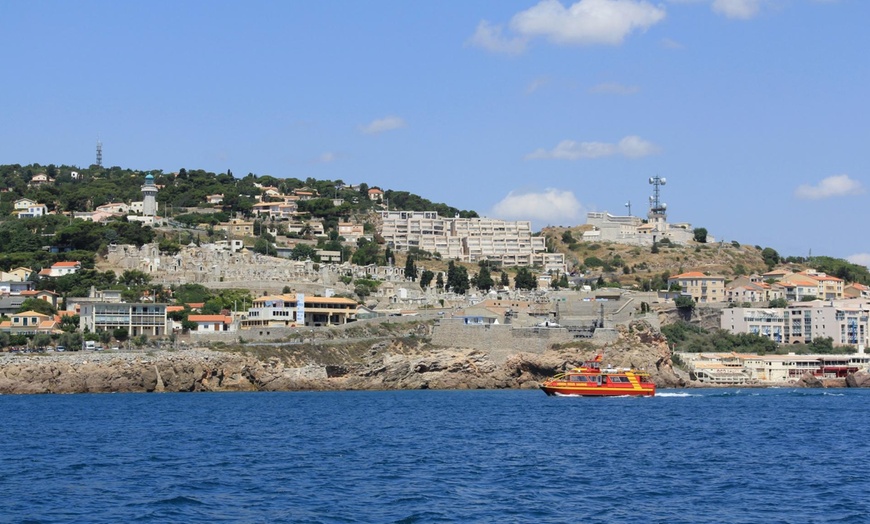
left=540, top=355, right=655, bottom=397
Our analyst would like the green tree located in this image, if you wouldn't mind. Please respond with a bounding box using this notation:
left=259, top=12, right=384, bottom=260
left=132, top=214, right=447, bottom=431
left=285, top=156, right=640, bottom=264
left=475, top=265, right=494, bottom=291
left=769, top=297, right=788, bottom=308
left=112, top=328, right=129, bottom=343
left=500, top=271, right=510, bottom=288
left=290, top=243, right=319, bottom=261
left=420, top=269, right=434, bottom=288
left=17, top=298, right=56, bottom=316
left=761, top=247, right=780, bottom=269
left=514, top=267, right=537, bottom=290
left=436, top=272, right=444, bottom=290
left=253, top=237, right=277, bottom=256
left=693, top=228, right=708, bottom=243
left=404, top=255, right=417, bottom=281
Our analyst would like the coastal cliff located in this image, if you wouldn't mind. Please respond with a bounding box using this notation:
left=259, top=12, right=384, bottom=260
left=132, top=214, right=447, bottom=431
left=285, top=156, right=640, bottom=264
left=0, top=321, right=685, bottom=394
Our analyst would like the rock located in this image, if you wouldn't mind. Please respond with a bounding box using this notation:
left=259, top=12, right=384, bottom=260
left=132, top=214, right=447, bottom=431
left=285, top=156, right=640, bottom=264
left=796, top=372, right=824, bottom=388
left=846, top=370, right=870, bottom=388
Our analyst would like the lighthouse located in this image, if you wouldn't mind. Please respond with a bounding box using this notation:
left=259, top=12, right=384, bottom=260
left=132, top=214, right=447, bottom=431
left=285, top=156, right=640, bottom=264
left=141, top=173, right=158, bottom=217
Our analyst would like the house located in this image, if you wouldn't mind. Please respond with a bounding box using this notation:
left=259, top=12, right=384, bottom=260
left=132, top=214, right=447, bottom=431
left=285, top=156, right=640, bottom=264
left=338, top=222, right=365, bottom=241
left=252, top=201, right=298, bottom=220
left=0, top=267, right=33, bottom=282
left=40, top=261, right=82, bottom=278
left=368, top=188, right=384, bottom=201
left=665, top=272, right=726, bottom=303
left=215, top=219, right=255, bottom=237
left=29, top=173, right=53, bottom=186
left=13, top=198, right=47, bottom=218
left=0, top=311, right=59, bottom=335
left=13, top=198, right=37, bottom=212
left=845, top=283, right=870, bottom=299
left=187, top=314, right=234, bottom=332
left=206, top=194, right=224, bottom=205
left=95, top=202, right=129, bottom=214
left=19, top=289, right=61, bottom=309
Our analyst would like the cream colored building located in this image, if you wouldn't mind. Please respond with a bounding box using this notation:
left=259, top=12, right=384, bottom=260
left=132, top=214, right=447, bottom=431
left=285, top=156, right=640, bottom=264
left=379, top=211, right=565, bottom=272
left=667, top=272, right=726, bottom=303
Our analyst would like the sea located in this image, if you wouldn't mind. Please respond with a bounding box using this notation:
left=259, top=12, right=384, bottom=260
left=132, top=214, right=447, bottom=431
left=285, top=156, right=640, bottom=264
left=1, top=388, right=868, bottom=524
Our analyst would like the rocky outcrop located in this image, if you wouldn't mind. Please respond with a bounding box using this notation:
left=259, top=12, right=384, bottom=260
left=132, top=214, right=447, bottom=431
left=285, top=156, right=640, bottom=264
left=846, top=370, right=870, bottom=388
left=0, top=320, right=682, bottom=394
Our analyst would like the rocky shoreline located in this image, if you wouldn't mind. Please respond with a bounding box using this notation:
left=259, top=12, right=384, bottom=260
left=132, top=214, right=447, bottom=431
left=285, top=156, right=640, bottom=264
left=2, top=320, right=868, bottom=394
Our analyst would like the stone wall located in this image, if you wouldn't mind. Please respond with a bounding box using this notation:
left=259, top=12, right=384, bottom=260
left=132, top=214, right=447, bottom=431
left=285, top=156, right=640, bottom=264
left=431, top=320, right=576, bottom=364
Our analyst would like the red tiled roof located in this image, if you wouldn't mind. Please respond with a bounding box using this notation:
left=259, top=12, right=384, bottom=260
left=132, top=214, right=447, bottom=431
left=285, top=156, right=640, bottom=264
left=52, top=261, right=80, bottom=267
left=188, top=315, right=231, bottom=323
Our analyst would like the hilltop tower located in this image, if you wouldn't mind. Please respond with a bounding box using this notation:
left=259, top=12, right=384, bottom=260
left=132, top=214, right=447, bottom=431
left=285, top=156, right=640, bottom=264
left=647, top=176, right=668, bottom=243
left=96, top=140, right=103, bottom=167
left=141, top=173, right=158, bottom=216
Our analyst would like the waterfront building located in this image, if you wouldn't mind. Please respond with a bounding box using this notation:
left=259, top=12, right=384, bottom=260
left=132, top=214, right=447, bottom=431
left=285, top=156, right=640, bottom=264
left=0, top=311, right=59, bottom=335
left=79, top=302, right=169, bottom=337
left=38, top=261, right=81, bottom=278
left=678, top=351, right=870, bottom=383
left=721, top=299, right=870, bottom=347
left=240, top=294, right=358, bottom=329
left=187, top=315, right=234, bottom=332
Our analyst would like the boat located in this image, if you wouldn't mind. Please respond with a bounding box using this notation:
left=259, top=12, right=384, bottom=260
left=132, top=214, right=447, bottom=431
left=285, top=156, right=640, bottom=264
left=540, top=355, right=656, bottom=397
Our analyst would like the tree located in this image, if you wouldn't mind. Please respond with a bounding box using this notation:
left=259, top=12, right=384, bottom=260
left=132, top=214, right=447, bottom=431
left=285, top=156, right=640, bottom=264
left=651, top=242, right=659, bottom=254
left=500, top=271, right=510, bottom=288
left=112, top=328, right=129, bottom=343
left=436, top=272, right=444, bottom=290
left=351, top=238, right=380, bottom=266
left=514, top=267, right=537, bottom=290
left=17, top=298, right=56, bottom=316
left=693, top=227, right=708, bottom=243
left=674, top=295, right=695, bottom=309
left=420, top=270, right=434, bottom=288
left=253, top=237, right=277, bottom=257
left=290, top=243, right=319, bottom=261
left=769, top=297, right=788, bottom=308
left=446, top=261, right=470, bottom=294
left=119, top=269, right=151, bottom=287
left=761, top=247, right=780, bottom=269
left=404, top=255, right=417, bottom=281
left=475, top=265, right=494, bottom=292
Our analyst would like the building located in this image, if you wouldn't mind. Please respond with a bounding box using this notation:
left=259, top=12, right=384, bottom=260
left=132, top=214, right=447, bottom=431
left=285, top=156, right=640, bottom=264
left=141, top=174, right=159, bottom=217
left=678, top=351, right=870, bottom=383
left=252, top=200, right=298, bottom=220
left=721, top=300, right=870, bottom=348
left=215, top=219, right=255, bottom=237
left=0, top=311, right=59, bottom=335
left=0, top=267, right=32, bottom=282
left=781, top=270, right=844, bottom=300
left=379, top=211, right=566, bottom=272
left=13, top=198, right=47, bottom=218
left=240, top=294, right=358, bottom=329
left=666, top=272, right=726, bottom=303
left=338, top=222, right=365, bottom=241
left=39, top=261, right=82, bottom=278
left=79, top=302, right=169, bottom=337
left=368, top=188, right=384, bottom=201
left=187, top=314, right=233, bottom=332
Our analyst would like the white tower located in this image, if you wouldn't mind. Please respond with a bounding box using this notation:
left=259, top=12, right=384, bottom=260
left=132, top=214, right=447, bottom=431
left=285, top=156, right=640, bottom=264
left=141, top=173, right=159, bottom=216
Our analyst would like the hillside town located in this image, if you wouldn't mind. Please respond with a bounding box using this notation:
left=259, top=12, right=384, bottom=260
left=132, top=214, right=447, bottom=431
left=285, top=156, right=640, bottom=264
left=2, top=163, right=870, bottom=387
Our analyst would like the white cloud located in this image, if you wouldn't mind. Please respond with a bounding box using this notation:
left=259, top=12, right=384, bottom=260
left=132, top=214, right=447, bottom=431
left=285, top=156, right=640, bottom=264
left=314, top=152, right=337, bottom=164
left=847, top=253, right=870, bottom=269
left=526, top=77, right=551, bottom=94
left=794, top=174, right=864, bottom=200
left=847, top=254, right=870, bottom=269
left=511, top=0, right=666, bottom=46
left=359, top=116, right=406, bottom=135
left=469, top=0, right=666, bottom=53
left=525, top=135, right=660, bottom=160
left=660, top=37, right=683, bottom=49
left=712, top=0, right=761, bottom=19
left=491, top=189, right=584, bottom=225
left=467, top=20, right=528, bottom=54
left=588, top=81, right=639, bottom=95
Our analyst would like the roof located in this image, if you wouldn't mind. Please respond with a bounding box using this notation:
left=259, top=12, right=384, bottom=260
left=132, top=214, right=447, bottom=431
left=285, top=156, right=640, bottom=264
left=52, top=261, right=81, bottom=267
left=252, top=294, right=358, bottom=306
left=188, top=315, right=231, bottom=323
left=14, top=311, right=51, bottom=318
left=670, top=272, right=723, bottom=280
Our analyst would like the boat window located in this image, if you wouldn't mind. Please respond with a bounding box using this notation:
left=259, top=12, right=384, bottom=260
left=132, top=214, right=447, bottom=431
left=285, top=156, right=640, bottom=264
left=609, top=376, right=630, bottom=383
left=569, top=375, right=587, bottom=382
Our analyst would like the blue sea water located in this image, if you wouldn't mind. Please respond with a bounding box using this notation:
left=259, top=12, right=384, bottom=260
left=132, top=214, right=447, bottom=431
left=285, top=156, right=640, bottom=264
left=1, top=388, right=869, bottom=524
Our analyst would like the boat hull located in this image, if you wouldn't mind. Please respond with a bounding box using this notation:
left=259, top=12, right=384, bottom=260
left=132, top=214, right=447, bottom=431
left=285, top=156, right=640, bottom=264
left=540, top=384, right=655, bottom=397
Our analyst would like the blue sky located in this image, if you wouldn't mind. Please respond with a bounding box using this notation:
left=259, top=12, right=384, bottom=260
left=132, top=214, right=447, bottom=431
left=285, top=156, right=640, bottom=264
left=2, top=0, right=868, bottom=265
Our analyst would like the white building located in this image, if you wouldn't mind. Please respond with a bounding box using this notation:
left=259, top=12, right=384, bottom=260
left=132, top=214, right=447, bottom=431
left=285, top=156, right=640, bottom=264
left=721, top=299, right=870, bottom=348
left=141, top=174, right=159, bottom=216
left=379, top=211, right=565, bottom=272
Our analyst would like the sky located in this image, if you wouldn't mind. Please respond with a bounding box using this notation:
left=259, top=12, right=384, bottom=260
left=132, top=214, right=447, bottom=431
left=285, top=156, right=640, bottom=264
left=2, top=0, right=868, bottom=266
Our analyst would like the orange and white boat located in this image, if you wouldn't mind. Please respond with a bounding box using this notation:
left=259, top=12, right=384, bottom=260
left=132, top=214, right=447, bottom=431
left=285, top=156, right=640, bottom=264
left=540, top=355, right=655, bottom=397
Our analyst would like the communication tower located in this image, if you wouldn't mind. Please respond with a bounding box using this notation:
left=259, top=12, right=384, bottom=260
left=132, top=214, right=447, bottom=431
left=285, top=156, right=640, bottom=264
left=96, top=140, right=103, bottom=167
left=648, top=176, right=667, bottom=221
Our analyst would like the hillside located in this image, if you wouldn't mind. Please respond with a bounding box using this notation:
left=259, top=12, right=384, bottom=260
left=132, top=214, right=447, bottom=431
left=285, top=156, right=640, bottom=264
left=544, top=225, right=792, bottom=285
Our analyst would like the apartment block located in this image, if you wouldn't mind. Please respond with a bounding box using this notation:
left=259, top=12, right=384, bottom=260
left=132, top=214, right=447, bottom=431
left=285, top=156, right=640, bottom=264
left=379, top=211, right=565, bottom=272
